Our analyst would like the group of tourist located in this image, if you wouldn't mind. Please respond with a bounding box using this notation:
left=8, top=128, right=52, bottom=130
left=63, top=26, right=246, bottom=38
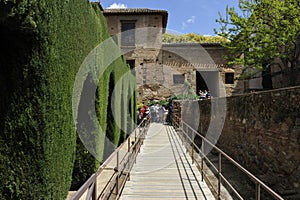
left=198, top=90, right=212, bottom=100
left=149, top=104, right=169, bottom=124
left=138, top=103, right=171, bottom=125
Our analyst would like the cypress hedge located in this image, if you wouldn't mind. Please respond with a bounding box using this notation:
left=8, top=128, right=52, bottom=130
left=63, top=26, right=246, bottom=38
left=0, top=0, right=135, bottom=199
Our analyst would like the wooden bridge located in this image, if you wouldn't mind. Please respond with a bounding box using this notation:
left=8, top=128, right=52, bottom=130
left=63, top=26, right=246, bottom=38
left=69, top=118, right=284, bottom=200
left=120, top=123, right=214, bottom=199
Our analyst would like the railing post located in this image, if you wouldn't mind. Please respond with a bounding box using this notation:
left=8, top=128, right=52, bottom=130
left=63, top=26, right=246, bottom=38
left=128, top=137, right=130, bottom=152
left=93, top=173, right=97, bottom=200
left=127, top=137, right=131, bottom=181
left=218, top=152, right=222, bottom=200
left=186, top=128, right=189, bottom=153
left=256, top=183, right=261, bottom=200
left=201, top=139, right=204, bottom=182
left=184, top=126, right=186, bottom=147
left=134, top=133, right=137, bottom=164
left=116, top=151, right=119, bottom=196
left=181, top=123, right=184, bottom=146
left=139, top=126, right=143, bottom=153
left=192, top=130, right=194, bottom=164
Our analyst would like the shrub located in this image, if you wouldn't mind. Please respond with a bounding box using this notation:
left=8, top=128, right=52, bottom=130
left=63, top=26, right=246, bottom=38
left=0, top=1, right=135, bottom=199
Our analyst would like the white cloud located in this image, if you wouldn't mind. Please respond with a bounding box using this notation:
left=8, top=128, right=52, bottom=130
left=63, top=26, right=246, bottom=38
left=186, top=16, right=196, bottom=24
left=107, top=3, right=127, bottom=9
left=181, top=16, right=196, bottom=30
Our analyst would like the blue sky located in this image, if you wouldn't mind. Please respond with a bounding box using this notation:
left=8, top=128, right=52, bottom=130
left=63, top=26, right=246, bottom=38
left=97, top=0, right=240, bottom=35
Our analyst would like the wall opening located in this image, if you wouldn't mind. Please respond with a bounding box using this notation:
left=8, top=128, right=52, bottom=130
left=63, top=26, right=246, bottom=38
left=196, top=71, right=220, bottom=97
left=173, top=74, right=185, bottom=84
left=196, top=71, right=208, bottom=94
left=126, top=59, right=135, bottom=69
left=225, top=72, right=234, bottom=84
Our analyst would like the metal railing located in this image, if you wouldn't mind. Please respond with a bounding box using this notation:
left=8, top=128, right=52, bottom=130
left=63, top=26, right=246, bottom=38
left=172, top=114, right=284, bottom=200
left=71, top=117, right=151, bottom=200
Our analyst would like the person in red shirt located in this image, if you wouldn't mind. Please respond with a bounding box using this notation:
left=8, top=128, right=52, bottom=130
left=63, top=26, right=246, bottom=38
left=139, top=104, right=149, bottom=120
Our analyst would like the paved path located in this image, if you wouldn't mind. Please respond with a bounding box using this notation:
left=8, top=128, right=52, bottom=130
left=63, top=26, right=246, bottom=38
left=120, top=123, right=215, bottom=200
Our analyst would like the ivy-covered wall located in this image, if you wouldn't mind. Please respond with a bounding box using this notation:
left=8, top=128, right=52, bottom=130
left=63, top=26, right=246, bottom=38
left=0, top=0, right=135, bottom=199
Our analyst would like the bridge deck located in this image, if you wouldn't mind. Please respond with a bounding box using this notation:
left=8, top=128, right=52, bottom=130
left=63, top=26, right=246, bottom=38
left=120, top=123, right=215, bottom=200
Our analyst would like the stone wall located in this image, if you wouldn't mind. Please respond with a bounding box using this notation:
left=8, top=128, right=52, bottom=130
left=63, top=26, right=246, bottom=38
left=173, top=86, right=300, bottom=198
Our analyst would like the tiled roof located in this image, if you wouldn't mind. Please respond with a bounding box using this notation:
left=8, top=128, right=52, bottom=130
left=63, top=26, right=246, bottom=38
left=103, top=8, right=168, bottom=14
left=103, top=8, right=168, bottom=29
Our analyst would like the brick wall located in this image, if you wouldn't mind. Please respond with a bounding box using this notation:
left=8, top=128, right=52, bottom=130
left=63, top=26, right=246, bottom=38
left=173, top=86, right=300, bottom=197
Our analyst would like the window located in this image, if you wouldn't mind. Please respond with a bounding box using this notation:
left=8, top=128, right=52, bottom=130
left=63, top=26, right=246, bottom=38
left=173, top=74, right=185, bottom=84
left=121, top=21, right=136, bottom=46
left=225, top=72, right=234, bottom=84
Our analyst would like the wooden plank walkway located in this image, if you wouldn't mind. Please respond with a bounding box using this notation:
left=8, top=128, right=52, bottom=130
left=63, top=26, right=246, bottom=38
left=120, top=123, right=215, bottom=200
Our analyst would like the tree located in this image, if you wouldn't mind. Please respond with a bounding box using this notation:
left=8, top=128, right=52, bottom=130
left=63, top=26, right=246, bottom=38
left=215, top=0, right=300, bottom=87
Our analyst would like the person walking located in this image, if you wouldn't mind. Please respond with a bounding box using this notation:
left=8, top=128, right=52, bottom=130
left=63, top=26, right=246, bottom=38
left=154, top=104, right=160, bottom=122
left=162, top=105, right=168, bottom=125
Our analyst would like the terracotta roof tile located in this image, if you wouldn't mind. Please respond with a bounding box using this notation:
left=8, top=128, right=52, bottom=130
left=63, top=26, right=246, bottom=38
left=103, top=8, right=168, bottom=29
left=103, top=8, right=168, bottom=14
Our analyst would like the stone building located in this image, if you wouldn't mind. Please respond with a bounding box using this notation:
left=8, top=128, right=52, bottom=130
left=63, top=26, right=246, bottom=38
left=103, top=8, right=168, bottom=66
left=103, top=8, right=244, bottom=102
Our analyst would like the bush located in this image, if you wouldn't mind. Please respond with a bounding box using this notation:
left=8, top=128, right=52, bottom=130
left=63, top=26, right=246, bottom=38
left=0, top=1, right=135, bottom=199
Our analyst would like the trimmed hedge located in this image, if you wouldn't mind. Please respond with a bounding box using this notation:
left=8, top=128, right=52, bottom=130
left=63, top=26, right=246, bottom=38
left=0, top=0, right=135, bottom=199
left=118, top=68, right=136, bottom=145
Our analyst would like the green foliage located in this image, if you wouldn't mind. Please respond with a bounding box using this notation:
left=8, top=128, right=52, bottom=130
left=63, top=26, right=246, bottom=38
left=136, top=103, right=144, bottom=111
left=162, top=33, right=229, bottom=43
left=216, top=0, right=300, bottom=83
left=161, top=100, right=169, bottom=106
left=0, top=1, right=135, bottom=199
